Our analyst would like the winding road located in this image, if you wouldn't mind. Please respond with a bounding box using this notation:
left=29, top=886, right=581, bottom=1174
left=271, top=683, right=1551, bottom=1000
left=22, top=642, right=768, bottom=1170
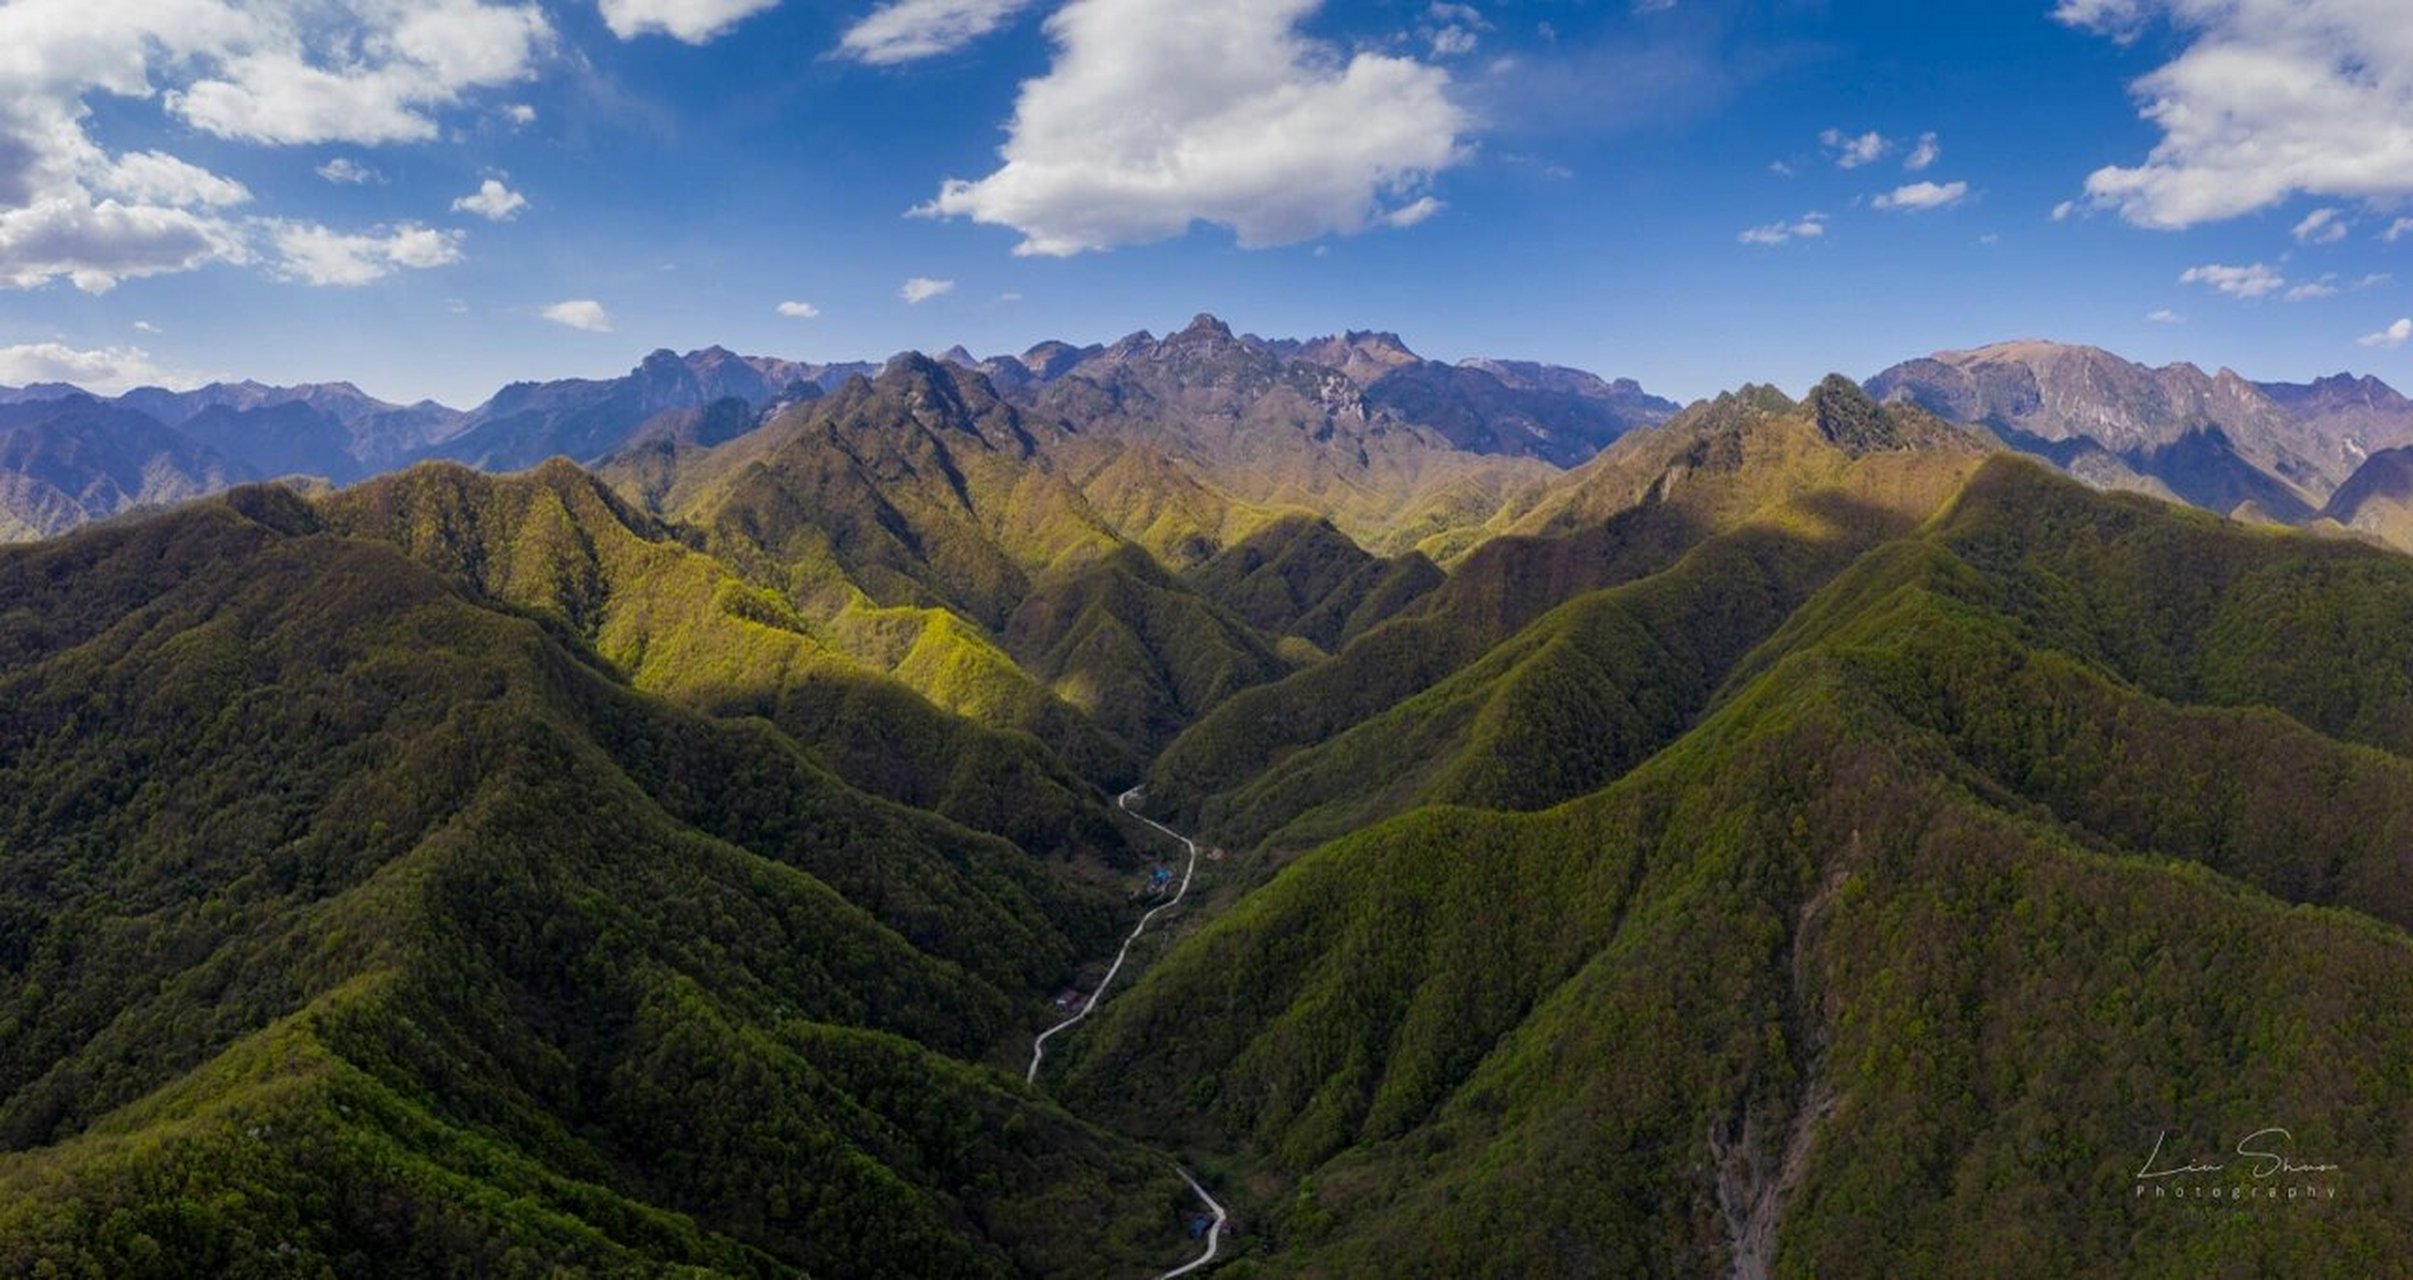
left=1024, top=787, right=1229, bottom=1279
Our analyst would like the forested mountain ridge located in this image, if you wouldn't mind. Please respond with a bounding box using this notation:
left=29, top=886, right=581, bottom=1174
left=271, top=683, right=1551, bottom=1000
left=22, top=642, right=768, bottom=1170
left=6, top=331, right=2413, bottom=1276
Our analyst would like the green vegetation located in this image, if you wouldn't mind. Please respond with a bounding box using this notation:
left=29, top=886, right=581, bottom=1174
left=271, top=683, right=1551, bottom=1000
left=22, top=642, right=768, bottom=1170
left=10, top=352, right=2413, bottom=1278
left=0, top=493, right=1201, bottom=1276
left=1066, top=456, right=2413, bottom=1276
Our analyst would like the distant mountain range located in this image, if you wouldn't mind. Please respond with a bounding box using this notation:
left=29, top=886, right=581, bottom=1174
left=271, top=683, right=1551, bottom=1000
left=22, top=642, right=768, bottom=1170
left=18, top=326, right=2413, bottom=558
left=0, top=318, right=1674, bottom=543
left=1865, top=339, right=2413, bottom=530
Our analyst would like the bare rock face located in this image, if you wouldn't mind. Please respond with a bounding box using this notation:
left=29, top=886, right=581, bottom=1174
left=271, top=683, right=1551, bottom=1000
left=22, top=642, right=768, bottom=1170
left=1865, top=339, right=2412, bottom=513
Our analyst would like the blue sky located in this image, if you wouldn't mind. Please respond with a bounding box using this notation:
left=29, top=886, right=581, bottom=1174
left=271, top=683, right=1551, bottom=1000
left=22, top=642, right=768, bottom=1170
left=5, top=0, right=2413, bottom=408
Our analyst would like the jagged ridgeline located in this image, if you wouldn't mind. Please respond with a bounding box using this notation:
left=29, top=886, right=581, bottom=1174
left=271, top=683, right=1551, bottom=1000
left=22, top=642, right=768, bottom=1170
left=6, top=337, right=2413, bottom=1277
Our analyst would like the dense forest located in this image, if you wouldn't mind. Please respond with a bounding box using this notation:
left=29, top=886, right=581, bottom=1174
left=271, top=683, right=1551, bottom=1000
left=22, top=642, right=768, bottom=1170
left=4, top=358, right=2410, bottom=1276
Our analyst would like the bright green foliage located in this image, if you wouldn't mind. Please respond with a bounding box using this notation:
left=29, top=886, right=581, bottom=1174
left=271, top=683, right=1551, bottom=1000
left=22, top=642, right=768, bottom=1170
left=319, top=459, right=1132, bottom=851
left=0, top=494, right=1202, bottom=1276
left=1065, top=455, right=2413, bottom=1277
left=1005, top=544, right=1295, bottom=757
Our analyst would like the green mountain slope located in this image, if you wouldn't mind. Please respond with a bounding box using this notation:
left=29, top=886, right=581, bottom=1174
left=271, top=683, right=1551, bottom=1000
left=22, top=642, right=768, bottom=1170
left=1187, top=514, right=1443, bottom=653
left=0, top=492, right=1200, bottom=1277
left=319, top=458, right=1129, bottom=850
left=1149, top=380, right=1989, bottom=841
left=1062, top=457, right=2413, bottom=1277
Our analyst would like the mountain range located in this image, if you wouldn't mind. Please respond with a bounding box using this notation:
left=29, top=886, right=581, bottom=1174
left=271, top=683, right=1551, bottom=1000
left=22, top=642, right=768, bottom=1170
left=5, top=322, right=2413, bottom=1274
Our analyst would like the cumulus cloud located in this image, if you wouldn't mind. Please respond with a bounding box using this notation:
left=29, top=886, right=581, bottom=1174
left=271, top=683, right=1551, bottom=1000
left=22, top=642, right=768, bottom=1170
left=1820, top=128, right=1890, bottom=169
left=317, top=157, right=380, bottom=184
left=776, top=299, right=820, bottom=317
left=1873, top=180, right=1969, bottom=212
left=601, top=0, right=779, bottom=42
left=2293, top=207, right=2349, bottom=244
left=2058, top=0, right=2413, bottom=228
left=1738, top=212, right=1826, bottom=245
left=900, top=276, right=954, bottom=303
left=452, top=178, right=527, bottom=221
left=543, top=299, right=613, bottom=331
left=839, top=0, right=1032, bottom=64
left=2180, top=261, right=2286, bottom=299
left=2388, top=217, right=2413, bottom=243
left=0, top=342, right=190, bottom=395
left=269, top=221, right=463, bottom=286
left=1904, top=132, right=1941, bottom=172
left=100, top=152, right=251, bottom=208
left=2147, top=308, right=2185, bottom=323
left=0, top=0, right=550, bottom=293
left=0, top=198, right=250, bottom=293
left=916, top=0, right=1469, bottom=257
left=2360, top=318, right=2413, bottom=349
left=168, top=2, right=554, bottom=145
left=2287, top=280, right=2339, bottom=301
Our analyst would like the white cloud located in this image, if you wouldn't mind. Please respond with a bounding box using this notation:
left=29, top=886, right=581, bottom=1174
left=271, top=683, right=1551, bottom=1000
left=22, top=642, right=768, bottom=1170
left=1769, top=159, right=1795, bottom=177
left=2147, top=308, right=2185, bottom=323
left=2386, top=217, right=2413, bottom=243
left=0, top=0, right=549, bottom=293
left=169, top=2, right=555, bottom=145
left=1738, top=212, right=1827, bottom=245
left=2287, top=280, right=2339, bottom=301
left=900, top=276, right=954, bottom=303
left=1820, top=128, right=1890, bottom=169
left=451, top=178, right=527, bottom=221
left=600, top=0, right=780, bottom=43
left=1384, top=195, right=1444, bottom=228
left=0, top=198, right=250, bottom=293
left=317, top=157, right=379, bottom=184
left=776, top=299, right=820, bottom=317
left=504, top=103, right=537, bottom=126
left=2051, top=199, right=2080, bottom=221
left=543, top=299, right=613, bottom=331
left=269, top=221, right=464, bottom=286
left=2058, top=0, right=2413, bottom=228
left=133, top=319, right=159, bottom=333
left=2180, top=261, right=2286, bottom=299
left=101, top=151, right=250, bottom=208
left=2360, top=318, right=2413, bottom=349
left=0, top=342, right=191, bottom=394
left=1905, top=132, right=1940, bottom=172
left=1873, top=180, right=1969, bottom=212
left=2293, top=206, right=2349, bottom=244
left=839, top=0, right=1033, bottom=63
left=916, top=0, right=1469, bottom=257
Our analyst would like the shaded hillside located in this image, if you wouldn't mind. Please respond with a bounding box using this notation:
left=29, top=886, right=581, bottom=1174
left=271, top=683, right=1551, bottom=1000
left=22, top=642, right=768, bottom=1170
left=2324, top=445, right=2413, bottom=551
left=0, top=493, right=1203, bottom=1277
left=1065, top=457, right=2413, bottom=1277
left=1147, top=379, right=1989, bottom=836
left=1188, top=514, right=1444, bottom=652
left=1004, top=544, right=1295, bottom=757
